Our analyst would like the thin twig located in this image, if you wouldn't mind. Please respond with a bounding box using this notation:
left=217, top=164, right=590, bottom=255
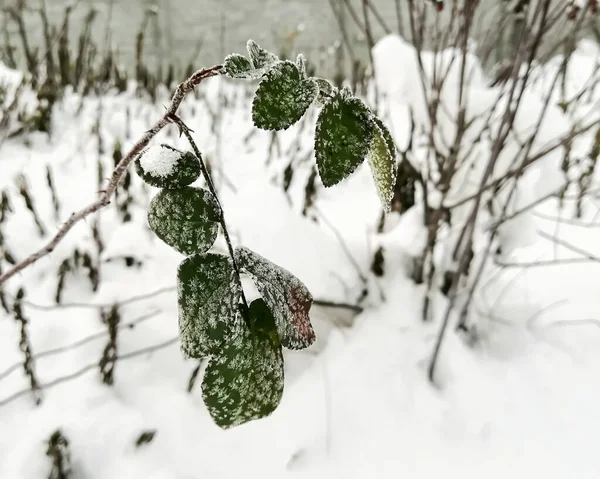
left=168, top=114, right=249, bottom=312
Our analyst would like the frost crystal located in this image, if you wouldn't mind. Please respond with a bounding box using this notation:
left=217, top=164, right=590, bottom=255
left=139, top=144, right=181, bottom=178
left=367, top=119, right=397, bottom=212
left=314, top=89, right=374, bottom=187
left=148, top=187, right=221, bottom=256
left=201, top=299, right=284, bottom=429
left=252, top=61, right=318, bottom=131
left=177, top=253, right=242, bottom=358
left=235, top=246, right=315, bottom=350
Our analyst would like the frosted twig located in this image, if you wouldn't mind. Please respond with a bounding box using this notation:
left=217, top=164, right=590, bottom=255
left=0, top=65, right=224, bottom=286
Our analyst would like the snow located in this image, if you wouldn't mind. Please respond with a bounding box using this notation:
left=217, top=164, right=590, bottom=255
left=139, top=144, right=181, bottom=178
left=2, top=30, right=600, bottom=478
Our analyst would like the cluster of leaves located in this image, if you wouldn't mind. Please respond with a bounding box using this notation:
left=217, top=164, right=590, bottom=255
left=137, top=40, right=396, bottom=430
left=135, top=145, right=315, bottom=429
left=224, top=40, right=398, bottom=212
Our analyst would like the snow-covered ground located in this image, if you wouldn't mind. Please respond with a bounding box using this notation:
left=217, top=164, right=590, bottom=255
left=2, top=36, right=600, bottom=478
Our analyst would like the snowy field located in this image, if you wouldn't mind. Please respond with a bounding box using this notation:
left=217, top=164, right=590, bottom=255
left=2, top=34, right=600, bottom=478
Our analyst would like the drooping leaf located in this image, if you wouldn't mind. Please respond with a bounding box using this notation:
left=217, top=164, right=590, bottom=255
left=314, top=88, right=374, bottom=187
left=373, top=116, right=396, bottom=158
left=313, top=77, right=337, bottom=107
left=252, top=61, right=318, bottom=131
left=235, top=246, right=315, bottom=350
left=135, top=144, right=201, bottom=189
left=246, top=40, right=278, bottom=70
left=148, top=187, right=221, bottom=256
left=177, top=253, right=242, bottom=358
left=367, top=120, right=397, bottom=212
left=202, top=298, right=284, bottom=429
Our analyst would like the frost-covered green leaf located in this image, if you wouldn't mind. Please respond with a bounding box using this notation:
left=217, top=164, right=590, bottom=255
left=235, top=246, right=315, bottom=350
left=178, top=253, right=242, bottom=358
left=223, top=54, right=256, bottom=79
left=135, top=144, right=201, bottom=189
left=296, top=54, right=307, bottom=79
left=148, top=187, right=221, bottom=256
left=367, top=120, right=397, bottom=212
left=252, top=61, right=318, bottom=131
left=314, top=88, right=374, bottom=187
left=223, top=40, right=279, bottom=79
left=202, top=298, right=284, bottom=429
left=246, top=40, right=278, bottom=70
left=373, top=116, right=395, bottom=158
left=313, top=78, right=337, bottom=107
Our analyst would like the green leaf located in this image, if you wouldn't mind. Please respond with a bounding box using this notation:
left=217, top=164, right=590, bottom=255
left=235, top=246, right=315, bottom=350
left=135, top=144, right=201, bottom=189
left=246, top=40, right=278, bottom=70
left=373, top=116, right=396, bottom=158
left=314, top=88, right=374, bottom=187
left=296, top=54, right=307, bottom=79
left=177, top=253, right=242, bottom=358
left=148, top=187, right=221, bottom=256
left=252, top=61, right=318, bottom=131
left=223, top=41, right=279, bottom=80
left=367, top=119, right=397, bottom=213
left=223, top=53, right=256, bottom=79
left=202, top=298, right=284, bottom=429
left=313, top=78, right=337, bottom=107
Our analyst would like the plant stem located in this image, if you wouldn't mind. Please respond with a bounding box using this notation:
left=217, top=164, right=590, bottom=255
left=170, top=114, right=249, bottom=313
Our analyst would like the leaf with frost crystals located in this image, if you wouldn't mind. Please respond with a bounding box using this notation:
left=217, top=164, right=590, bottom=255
left=246, top=40, right=278, bottom=70
left=296, top=54, right=307, bottom=79
left=135, top=144, right=201, bottom=189
left=314, top=88, right=374, bottom=187
left=223, top=40, right=279, bottom=79
left=252, top=61, right=318, bottom=131
left=367, top=118, right=397, bottom=212
left=313, top=77, right=337, bottom=107
left=223, top=54, right=256, bottom=79
left=202, top=298, right=284, bottom=429
left=148, top=187, right=220, bottom=256
left=235, top=246, right=315, bottom=350
left=177, top=253, right=242, bottom=358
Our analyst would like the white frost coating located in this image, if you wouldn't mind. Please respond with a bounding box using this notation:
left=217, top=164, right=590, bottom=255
left=139, top=145, right=180, bottom=178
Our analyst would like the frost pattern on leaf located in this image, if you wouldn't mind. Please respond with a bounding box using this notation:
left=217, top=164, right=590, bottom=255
left=367, top=120, right=397, bottom=212
left=223, top=41, right=279, bottom=80
left=314, top=89, right=374, bottom=187
left=223, top=54, right=264, bottom=80
left=223, top=54, right=255, bottom=78
left=296, top=54, right=307, bottom=79
left=148, top=187, right=221, bottom=256
left=247, top=40, right=278, bottom=70
left=373, top=116, right=396, bottom=158
left=202, top=299, right=284, bottom=429
left=235, top=246, right=315, bottom=350
left=252, top=61, right=318, bottom=131
left=313, top=78, right=337, bottom=107
left=135, top=145, right=201, bottom=189
left=178, top=253, right=242, bottom=358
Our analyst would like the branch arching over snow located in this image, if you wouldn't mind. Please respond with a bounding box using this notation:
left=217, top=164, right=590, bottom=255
left=0, top=65, right=223, bottom=286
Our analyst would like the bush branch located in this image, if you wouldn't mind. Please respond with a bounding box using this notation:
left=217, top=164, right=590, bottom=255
left=0, top=65, right=223, bottom=286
